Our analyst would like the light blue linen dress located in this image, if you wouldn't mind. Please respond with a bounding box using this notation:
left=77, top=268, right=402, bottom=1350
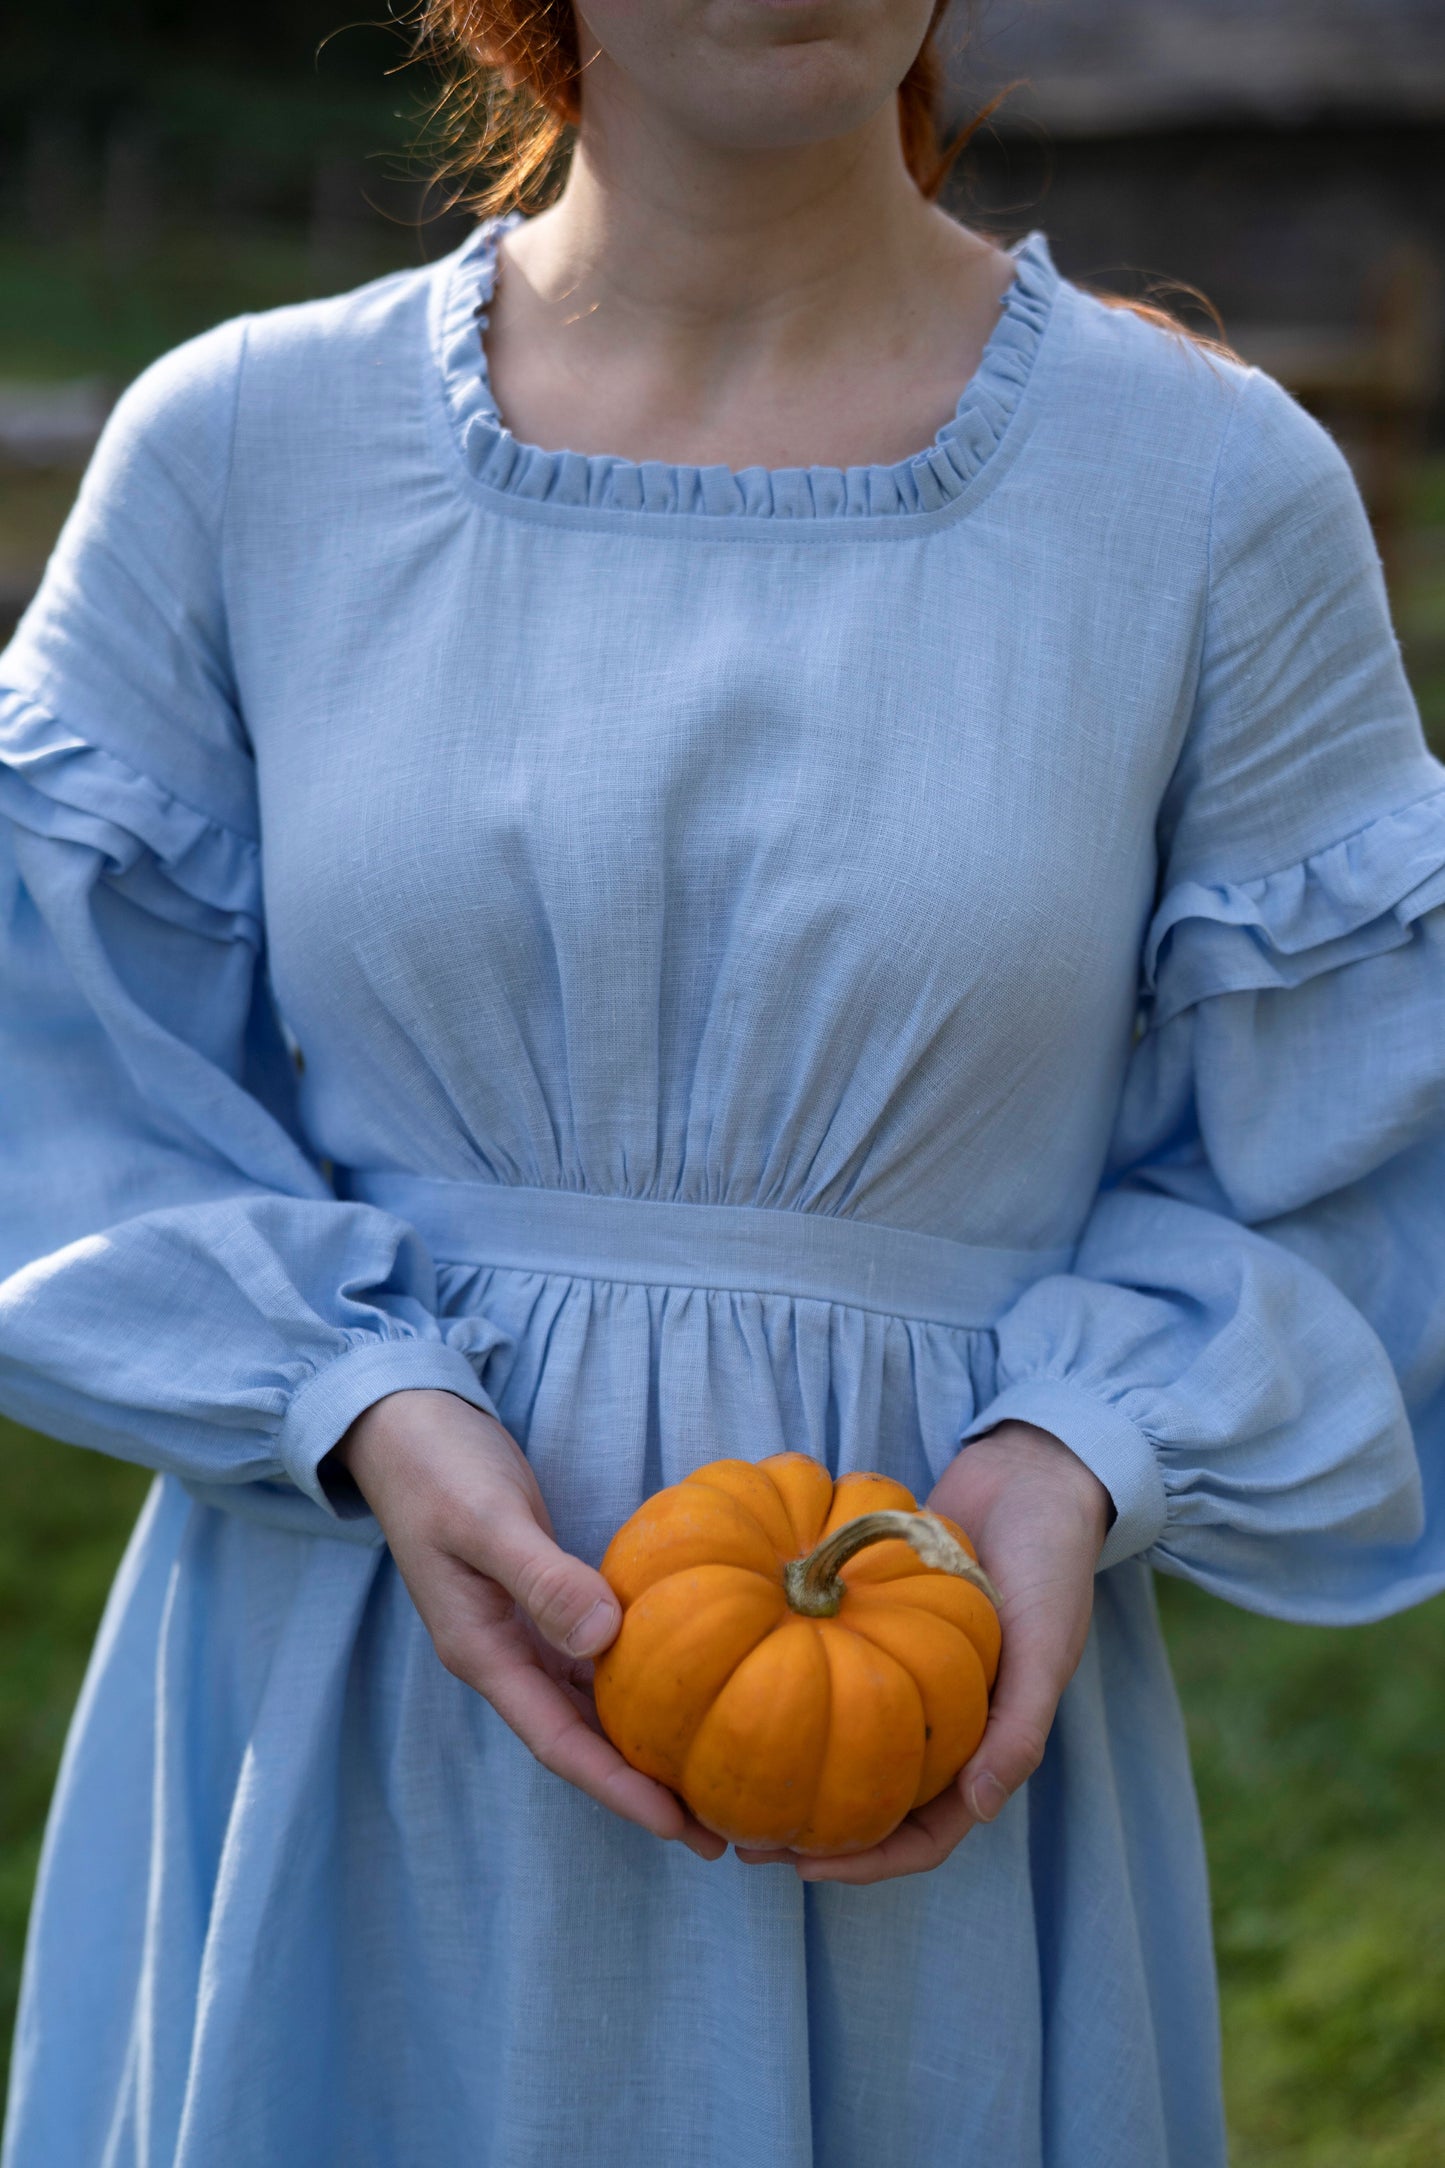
left=2, top=213, right=1444, bottom=2168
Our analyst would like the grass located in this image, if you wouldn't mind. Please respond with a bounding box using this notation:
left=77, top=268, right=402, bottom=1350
left=1396, top=445, right=1445, bottom=750
left=0, top=224, right=435, bottom=387
left=0, top=1423, right=150, bottom=2057
left=1157, top=1573, right=1445, bottom=2165
left=1, top=1415, right=1442, bottom=2158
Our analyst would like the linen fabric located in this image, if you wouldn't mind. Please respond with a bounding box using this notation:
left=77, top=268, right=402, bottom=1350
left=2, top=214, right=1443, bottom=2168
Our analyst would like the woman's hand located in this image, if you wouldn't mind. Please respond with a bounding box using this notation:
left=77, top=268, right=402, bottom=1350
left=735, top=1421, right=1113, bottom=1884
left=330, top=1389, right=728, bottom=1861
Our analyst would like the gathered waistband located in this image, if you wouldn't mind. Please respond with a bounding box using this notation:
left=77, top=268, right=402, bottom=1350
left=179, top=1176, right=1075, bottom=1546
left=341, top=1169, right=1072, bottom=1332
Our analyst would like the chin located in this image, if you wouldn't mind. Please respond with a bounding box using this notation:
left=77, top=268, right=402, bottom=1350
left=684, top=46, right=892, bottom=150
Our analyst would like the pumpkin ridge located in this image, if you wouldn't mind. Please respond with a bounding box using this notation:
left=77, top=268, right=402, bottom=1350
left=592, top=1566, right=786, bottom=1788
left=662, top=1637, right=782, bottom=1785
left=680, top=1616, right=833, bottom=1846
left=839, top=1607, right=988, bottom=1809
left=816, top=1471, right=917, bottom=1543
left=798, top=1626, right=925, bottom=1853
left=601, top=1482, right=786, bottom=1605
left=843, top=1575, right=1001, bottom=1690
left=841, top=1603, right=980, bottom=1674
left=759, top=1453, right=834, bottom=1553
left=796, top=1617, right=832, bottom=1834
left=679, top=1478, right=794, bottom=1559
left=623, top=1561, right=785, bottom=1608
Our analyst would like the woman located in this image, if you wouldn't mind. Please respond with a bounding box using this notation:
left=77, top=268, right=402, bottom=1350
left=2, top=0, right=1443, bottom=2159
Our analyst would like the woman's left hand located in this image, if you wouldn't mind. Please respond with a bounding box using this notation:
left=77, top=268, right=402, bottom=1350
left=734, top=1421, right=1114, bottom=1884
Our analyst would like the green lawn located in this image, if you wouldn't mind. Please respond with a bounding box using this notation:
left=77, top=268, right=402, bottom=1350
left=0, top=1424, right=151, bottom=2059
left=1, top=1416, right=1442, bottom=2156
left=0, top=224, right=427, bottom=387
left=1397, top=457, right=1445, bottom=754
left=1159, top=1574, right=1445, bottom=2165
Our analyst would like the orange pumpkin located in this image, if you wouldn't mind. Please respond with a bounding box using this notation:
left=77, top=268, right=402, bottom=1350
left=592, top=1453, right=1001, bottom=1855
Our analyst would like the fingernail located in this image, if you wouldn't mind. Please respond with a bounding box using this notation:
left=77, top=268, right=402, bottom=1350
left=967, top=1771, right=1008, bottom=1821
left=564, top=1598, right=617, bottom=1656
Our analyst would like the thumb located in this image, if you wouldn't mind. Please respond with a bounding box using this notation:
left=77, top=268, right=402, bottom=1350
left=465, top=1494, right=621, bottom=1657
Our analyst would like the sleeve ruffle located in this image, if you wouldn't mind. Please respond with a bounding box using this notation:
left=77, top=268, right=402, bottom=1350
left=0, top=686, right=260, bottom=945
left=0, top=686, right=504, bottom=1528
left=1142, top=785, right=1445, bottom=1026
left=961, top=789, right=1445, bottom=1619
left=1117, top=784, right=1445, bottom=1227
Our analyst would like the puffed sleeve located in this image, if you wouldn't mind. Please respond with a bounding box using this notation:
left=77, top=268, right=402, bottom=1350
left=961, top=364, right=1445, bottom=1623
left=0, top=319, right=506, bottom=1527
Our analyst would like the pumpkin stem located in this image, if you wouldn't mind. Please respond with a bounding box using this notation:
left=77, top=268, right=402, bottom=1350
left=783, top=1509, right=1001, bottom=1618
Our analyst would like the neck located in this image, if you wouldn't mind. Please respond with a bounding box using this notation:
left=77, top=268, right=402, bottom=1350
left=484, top=60, right=1019, bottom=472
left=501, top=76, right=977, bottom=372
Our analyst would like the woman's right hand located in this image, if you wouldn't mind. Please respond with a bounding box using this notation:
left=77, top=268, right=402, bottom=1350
left=331, top=1388, right=727, bottom=1861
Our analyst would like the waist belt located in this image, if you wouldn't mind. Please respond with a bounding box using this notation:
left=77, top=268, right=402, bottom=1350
left=179, top=1175, right=1071, bottom=1545
left=341, top=1170, right=1071, bottom=1333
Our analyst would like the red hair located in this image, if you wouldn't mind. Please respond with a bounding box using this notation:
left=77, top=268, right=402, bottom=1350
left=417, top=0, right=1013, bottom=214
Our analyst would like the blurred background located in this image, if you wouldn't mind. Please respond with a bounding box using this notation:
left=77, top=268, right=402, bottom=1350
left=1, top=3, right=1443, bottom=2161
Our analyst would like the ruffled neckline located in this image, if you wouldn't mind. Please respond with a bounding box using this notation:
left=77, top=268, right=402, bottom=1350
left=435, top=212, right=1060, bottom=524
